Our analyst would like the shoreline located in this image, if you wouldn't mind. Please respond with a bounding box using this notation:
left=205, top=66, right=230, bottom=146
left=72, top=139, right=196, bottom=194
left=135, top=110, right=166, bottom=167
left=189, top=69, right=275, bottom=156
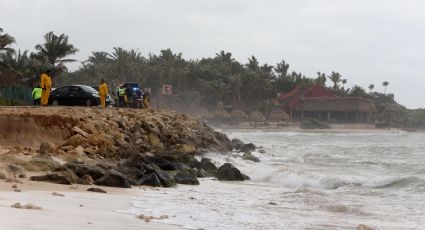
left=212, top=123, right=407, bottom=134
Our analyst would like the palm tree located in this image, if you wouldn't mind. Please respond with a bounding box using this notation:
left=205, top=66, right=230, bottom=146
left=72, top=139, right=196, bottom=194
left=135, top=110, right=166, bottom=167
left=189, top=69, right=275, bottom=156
left=33, top=31, right=78, bottom=73
left=0, top=49, right=32, bottom=77
left=274, top=60, right=289, bottom=78
left=0, top=28, right=15, bottom=52
left=368, top=84, right=374, bottom=93
left=382, top=81, right=389, bottom=94
left=327, top=71, right=342, bottom=89
left=247, top=56, right=259, bottom=72
left=341, top=79, right=347, bottom=88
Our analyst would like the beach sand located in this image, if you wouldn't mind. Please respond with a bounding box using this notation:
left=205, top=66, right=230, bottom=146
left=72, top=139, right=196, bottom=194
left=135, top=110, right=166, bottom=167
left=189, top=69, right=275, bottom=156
left=0, top=180, right=182, bottom=230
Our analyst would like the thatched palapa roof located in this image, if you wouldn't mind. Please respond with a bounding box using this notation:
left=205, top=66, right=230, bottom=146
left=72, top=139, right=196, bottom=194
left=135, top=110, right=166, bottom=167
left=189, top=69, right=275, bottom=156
left=230, top=109, right=248, bottom=123
left=295, top=97, right=377, bottom=113
left=268, top=109, right=290, bottom=121
left=249, top=111, right=266, bottom=122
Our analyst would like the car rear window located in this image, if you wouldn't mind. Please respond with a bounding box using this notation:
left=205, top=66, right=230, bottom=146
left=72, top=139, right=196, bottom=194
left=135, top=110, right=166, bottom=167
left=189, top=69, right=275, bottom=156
left=80, top=85, right=98, bottom=94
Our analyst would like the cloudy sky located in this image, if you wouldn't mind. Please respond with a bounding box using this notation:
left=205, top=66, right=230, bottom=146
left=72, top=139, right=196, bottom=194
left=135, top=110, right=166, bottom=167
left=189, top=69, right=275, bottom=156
left=2, top=0, right=424, bottom=108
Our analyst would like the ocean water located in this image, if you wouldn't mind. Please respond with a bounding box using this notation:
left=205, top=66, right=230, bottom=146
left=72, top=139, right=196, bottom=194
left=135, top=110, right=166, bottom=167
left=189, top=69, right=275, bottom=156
left=125, top=130, right=425, bottom=230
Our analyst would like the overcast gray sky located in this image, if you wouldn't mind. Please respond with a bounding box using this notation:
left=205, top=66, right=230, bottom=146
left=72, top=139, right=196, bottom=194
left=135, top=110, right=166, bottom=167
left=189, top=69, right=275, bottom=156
left=1, top=0, right=424, bottom=108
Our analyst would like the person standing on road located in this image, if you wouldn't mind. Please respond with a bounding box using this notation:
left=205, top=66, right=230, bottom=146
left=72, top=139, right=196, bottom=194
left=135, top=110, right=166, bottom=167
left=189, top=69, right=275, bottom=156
left=98, top=79, right=108, bottom=109
left=143, top=91, right=150, bottom=109
left=32, top=87, right=42, bottom=105
left=40, top=69, right=52, bottom=106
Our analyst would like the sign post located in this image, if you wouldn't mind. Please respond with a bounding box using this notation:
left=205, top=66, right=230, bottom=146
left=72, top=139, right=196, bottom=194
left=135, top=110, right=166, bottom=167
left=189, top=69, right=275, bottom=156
left=162, top=85, right=172, bottom=95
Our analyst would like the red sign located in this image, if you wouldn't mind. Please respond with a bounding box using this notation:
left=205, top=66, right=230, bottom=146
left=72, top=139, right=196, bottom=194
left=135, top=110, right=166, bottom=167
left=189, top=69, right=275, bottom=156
left=162, top=85, right=172, bottom=95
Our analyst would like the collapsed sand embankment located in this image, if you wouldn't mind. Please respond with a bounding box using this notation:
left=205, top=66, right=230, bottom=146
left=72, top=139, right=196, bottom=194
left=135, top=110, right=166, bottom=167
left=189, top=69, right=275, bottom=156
left=0, top=107, right=255, bottom=188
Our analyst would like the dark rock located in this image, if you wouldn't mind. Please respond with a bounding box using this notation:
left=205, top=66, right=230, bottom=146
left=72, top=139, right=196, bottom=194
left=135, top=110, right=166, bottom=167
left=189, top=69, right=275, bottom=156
left=39, top=142, right=53, bottom=155
left=64, top=162, right=106, bottom=180
left=30, top=174, right=72, bottom=185
left=0, top=171, right=6, bottom=180
left=152, top=168, right=176, bottom=187
left=174, top=171, right=199, bottom=185
left=25, top=156, right=61, bottom=172
left=52, top=166, right=79, bottom=183
left=199, top=158, right=218, bottom=175
left=87, top=188, right=107, bottom=193
left=242, top=152, right=260, bottom=162
left=94, top=170, right=131, bottom=188
left=196, top=168, right=207, bottom=178
left=258, top=149, right=266, bottom=154
left=80, top=175, right=94, bottom=185
left=216, top=163, right=249, bottom=181
left=136, top=164, right=176, bottom=187
left=268, top=202, right=277, bottom=205
left=6, top=163, right=26, bottom=178
left=145, top=156, right=178, bottom=171
left=118, top=153, right=146, bottom=168
left=231, top=138, right=244, bottom=150
left=116, top=166, right=144, bottom=180
left=240, top=143, right=256, bottom=153
left=137, top=173, right=162, bottom=187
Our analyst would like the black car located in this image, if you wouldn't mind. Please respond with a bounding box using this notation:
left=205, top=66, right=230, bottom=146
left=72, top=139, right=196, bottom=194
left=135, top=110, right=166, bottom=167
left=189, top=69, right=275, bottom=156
left=49, top=85, right=100, bottom=106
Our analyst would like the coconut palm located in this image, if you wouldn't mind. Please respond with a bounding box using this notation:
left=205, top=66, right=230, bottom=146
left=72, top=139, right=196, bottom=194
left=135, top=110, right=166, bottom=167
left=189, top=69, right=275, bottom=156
left=341, top=79, right=347, bottom=89
left=327, top=71, right=342, bottom=89
left=0, top=28, right=15, bottom=52
left=0, top=49, right=32, bottom=78
left=274, top=60, right=289, bottom=78
left=368, top=84, right=375, bottom=93
left=33, top=31, right=78, bottom=73
left=382, top=81, right=389, bottom=94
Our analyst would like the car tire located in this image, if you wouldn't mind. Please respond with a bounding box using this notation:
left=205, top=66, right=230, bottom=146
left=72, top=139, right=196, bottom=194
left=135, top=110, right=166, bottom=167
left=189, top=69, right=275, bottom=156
left=52, top=100, right=59, bottom=106
left=86, top=99, right=92, bottom=107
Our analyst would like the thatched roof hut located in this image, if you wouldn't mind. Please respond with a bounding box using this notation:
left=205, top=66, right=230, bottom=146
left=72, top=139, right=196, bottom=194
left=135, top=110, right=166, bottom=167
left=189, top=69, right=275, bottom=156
left=295, top=97, right=377, bottom=113
left=230, top=109, right=248, bottom=124
left=211, top=109, right=231, bottom=122
left=268, top=109, right=290, bottom=121
left=249, top=111, right=266, bottom=122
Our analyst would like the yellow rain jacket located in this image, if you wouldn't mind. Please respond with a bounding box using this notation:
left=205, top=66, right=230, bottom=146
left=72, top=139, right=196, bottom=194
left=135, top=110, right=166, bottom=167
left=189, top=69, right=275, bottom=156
left=40, top=73, right=52, bottom=106
left=99, top=82, right=108, bottom=108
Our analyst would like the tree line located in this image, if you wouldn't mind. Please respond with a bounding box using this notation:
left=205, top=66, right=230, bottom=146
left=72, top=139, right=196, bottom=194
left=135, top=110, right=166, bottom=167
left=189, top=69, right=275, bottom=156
left=0, top=29, right=391, bottom=112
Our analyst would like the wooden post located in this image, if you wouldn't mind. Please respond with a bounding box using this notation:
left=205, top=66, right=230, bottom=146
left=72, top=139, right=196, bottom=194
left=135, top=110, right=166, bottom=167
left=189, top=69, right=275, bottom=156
left=356, top=112, right=359, bottom=123
left=344, top=112, right=347, bottom=123
left=327, top=111, right=331, bottom=122
left=290, top=108, right=293, bottom=121
left=301, top=110, right=304, bottom=121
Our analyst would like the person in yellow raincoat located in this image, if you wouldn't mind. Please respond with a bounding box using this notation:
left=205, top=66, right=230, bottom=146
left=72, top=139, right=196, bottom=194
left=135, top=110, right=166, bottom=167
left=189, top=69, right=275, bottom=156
left=40, top=70, right=52, bottom=106
left=143, top=91, right=150, bottom=109
left=98, top=79, right=108, bottom=108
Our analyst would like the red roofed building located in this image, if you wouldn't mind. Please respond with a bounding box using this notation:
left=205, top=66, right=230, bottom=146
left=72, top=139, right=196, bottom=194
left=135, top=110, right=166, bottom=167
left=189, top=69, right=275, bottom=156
left=279, top=84, right=335, bottom=119
left=278, top=84, right=376, bottom=122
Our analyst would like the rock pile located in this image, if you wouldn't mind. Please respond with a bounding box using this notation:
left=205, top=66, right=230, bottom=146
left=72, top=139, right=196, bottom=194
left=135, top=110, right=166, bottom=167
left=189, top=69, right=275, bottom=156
left=1, top=107, right=256, bottom=188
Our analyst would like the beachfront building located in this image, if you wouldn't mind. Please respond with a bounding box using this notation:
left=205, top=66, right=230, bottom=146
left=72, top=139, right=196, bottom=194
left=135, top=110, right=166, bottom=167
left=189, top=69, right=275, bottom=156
left=278, top=84, right=377, bottom=123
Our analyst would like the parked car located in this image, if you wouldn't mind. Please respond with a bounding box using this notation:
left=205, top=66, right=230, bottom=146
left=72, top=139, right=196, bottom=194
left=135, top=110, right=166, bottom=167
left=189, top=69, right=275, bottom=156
left=91, top=85, right=113, bottom=106
left=49, top=85, right=100, bottom=106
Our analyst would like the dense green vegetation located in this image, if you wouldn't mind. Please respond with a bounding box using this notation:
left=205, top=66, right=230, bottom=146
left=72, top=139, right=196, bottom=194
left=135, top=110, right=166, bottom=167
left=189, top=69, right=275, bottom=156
left=1, top=29, right=425, bottom=129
